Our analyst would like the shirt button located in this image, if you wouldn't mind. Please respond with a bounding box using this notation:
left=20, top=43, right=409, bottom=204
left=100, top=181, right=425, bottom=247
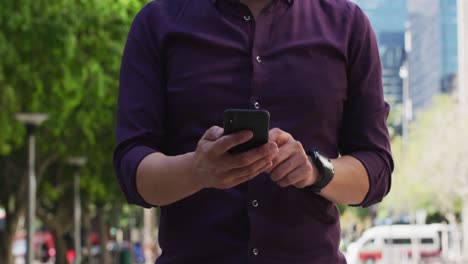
left=253, top=248, right=259, bottom=256
left=254, top=101, right=260, bottom=109
left=244, top=15, right=251, bottom=21
left=256, top=56, right=262, bottom=63
left=252, top=200, right=259, bottom=207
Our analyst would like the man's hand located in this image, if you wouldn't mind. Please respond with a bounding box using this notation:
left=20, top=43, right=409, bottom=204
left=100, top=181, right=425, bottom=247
left=268, top=128, right=319, bottom=188
left=191, top=126, right=279, bottom=190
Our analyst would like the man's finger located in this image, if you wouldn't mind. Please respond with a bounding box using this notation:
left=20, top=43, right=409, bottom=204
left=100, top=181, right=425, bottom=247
left=212, top=130, right=253, bottom=154
left=293, top=179, right=309, bottom=189
left=253, top=161, right=274, bottom=177
left=269, top=128, right=290, bottom=147
left=202, top=126, right=224, bottom=141
left=226, top=161, right=273, bottom=188
left=227, top=142, right=278, bottom=169
left=267, top=143, right=294, bottom=175
left=277, top=167, right=304, bottom=188
left=270, top=153, right=302, bottom=182
left=227, top=175, right=251, bottom=189
left=228, top=155, right=274, bottom=178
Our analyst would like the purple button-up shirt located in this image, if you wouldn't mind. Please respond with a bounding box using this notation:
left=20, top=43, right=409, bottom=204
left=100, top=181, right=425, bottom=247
left=114, top=0, right=393, bottom=263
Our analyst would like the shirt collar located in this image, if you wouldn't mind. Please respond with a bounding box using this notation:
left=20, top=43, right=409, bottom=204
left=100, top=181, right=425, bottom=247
left=211, top=0, right=293, bottom=5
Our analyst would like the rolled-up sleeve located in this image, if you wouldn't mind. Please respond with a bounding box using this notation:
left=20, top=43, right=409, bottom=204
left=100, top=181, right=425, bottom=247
left=113, top=3, right=164, bottom=208
left=339, top=5, right=394, bottom=207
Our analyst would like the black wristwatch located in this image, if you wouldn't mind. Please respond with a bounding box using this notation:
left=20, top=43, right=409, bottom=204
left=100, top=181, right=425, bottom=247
left=304, top=150, right=335, bottom=194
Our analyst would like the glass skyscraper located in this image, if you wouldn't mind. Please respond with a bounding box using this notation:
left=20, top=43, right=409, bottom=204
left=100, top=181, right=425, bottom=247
left=352, top=0, right=407, bottom=36
left=440, top=0, right=459, bottom=93
left=379, top=32, right=406, bottom=105
left=408, top=0, right=441, bottom=112
left=352, top=0, right=408, bottom=106
left=353, top=0, right=458, bottom=114
left=408, top=0, right=458, bottom=112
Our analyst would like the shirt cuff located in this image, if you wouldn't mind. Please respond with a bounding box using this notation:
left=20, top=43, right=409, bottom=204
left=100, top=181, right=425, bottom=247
left=348, top=151, right=391, bottom=207
left=115, top=145, right=157, bottom=208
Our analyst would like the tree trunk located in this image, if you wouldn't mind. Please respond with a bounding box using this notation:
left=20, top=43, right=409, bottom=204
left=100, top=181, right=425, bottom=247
left=0, top=161, right=26, bottom=264
left=82, top=212, right=92, bottom=263
left=37, top=200, right=73, bottom=264
left=51, top=228, right=68, bottom=264
left=0, top=230, right=14, bottom=264
left=0, top=205, right=24, bottom=264
left=97, top=206, right=110, bottom=264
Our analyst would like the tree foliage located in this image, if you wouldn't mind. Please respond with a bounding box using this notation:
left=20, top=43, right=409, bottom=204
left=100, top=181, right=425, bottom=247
left=0, top=0, right=149, bottom=263
left=380, top=96, right=468, bottom=217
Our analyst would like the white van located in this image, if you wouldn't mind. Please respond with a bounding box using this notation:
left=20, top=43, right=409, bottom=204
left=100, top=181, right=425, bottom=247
left=346, top=224, right=446, bottom=264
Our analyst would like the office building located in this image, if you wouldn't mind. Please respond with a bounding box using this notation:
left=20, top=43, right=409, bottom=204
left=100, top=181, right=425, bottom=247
left=408, top=0, right=458, bottom=113
left=354, top=0, right=458, bottom=115
left=440, top=0, right=459, bottom=93
left=352, top=0, right=407, bottom=106
left=351, top=0, right=407, bottom=37
left=459, top=0, right=468, bottom=110
left=407, top=0, right=441, bottom=112
left=379, top=32, right=406, bottom=105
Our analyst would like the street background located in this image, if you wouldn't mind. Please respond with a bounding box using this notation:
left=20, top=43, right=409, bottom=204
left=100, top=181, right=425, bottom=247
left=0, top=0, right=467, bottom=263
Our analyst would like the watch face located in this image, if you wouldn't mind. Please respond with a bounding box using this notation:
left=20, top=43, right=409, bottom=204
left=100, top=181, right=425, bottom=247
left=318, top=155, right=332, bottom=169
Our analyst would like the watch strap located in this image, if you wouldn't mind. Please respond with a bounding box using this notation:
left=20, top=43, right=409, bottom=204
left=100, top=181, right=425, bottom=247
left=304, top=150, right=334, bottom=193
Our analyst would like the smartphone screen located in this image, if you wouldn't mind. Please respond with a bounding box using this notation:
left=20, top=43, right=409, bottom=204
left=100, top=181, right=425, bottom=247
left=223, top=109, right=270, bottom=153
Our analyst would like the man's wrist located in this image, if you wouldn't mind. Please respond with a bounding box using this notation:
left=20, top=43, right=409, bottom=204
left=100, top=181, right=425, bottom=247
left=181, top=152, right=205, bottom=192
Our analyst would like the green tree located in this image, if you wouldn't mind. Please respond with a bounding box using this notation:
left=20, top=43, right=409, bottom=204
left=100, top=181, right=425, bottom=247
left=379, top=96, right=468, bottom=220
left=0, top=0, right=148, bottom=263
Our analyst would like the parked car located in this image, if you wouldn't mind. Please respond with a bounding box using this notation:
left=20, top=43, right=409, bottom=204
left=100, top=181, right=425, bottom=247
left=346, top=224, right=449, bottom=264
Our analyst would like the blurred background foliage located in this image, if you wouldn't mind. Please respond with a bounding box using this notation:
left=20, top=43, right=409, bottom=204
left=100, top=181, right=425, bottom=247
left=0, top=0, right=148, bottom=263
left=381, top=95, right=468, bottom=218
left=340, top=95, right=468, bottom=236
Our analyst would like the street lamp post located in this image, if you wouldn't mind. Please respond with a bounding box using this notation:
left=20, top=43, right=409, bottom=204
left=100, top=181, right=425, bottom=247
left=400, top=22, right=413, bottom=159
left=15, top=113, right=48, bottom=264
left=458, top=0, right=468, bottom=260
left=66, top=157, right=87, bottom=264
left=399, top=63, right=412, bottom=157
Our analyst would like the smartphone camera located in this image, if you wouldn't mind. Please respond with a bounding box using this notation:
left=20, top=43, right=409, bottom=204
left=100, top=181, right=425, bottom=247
left=227, top=115, right=235, bottom=124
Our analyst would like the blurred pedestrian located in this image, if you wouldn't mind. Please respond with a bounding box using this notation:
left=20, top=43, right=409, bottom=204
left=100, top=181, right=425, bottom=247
left=114, top=0, right=394, bottom=263
left=40, top=243, right=49, bottom=263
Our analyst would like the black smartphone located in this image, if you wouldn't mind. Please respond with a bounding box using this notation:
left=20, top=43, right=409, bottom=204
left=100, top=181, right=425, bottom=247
left=223, top=109, right=270, bottom=153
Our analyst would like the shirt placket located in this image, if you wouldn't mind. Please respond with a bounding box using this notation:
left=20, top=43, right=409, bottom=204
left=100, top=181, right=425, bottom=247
left=248, top=12, right=273, bottom=112
left=244, top=7, right=276, bottom=263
